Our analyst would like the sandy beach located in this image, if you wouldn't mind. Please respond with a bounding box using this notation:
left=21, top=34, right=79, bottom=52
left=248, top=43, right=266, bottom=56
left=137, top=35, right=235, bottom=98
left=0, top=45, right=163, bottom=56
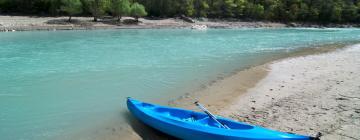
left=166, top=44, right=360, bottom=140
left=223, top=44, right=360, bottom=139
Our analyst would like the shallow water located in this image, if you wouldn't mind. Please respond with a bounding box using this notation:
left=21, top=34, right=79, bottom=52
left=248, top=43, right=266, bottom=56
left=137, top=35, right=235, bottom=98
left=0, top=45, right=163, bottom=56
left=1, top=28, right=360, bottom=140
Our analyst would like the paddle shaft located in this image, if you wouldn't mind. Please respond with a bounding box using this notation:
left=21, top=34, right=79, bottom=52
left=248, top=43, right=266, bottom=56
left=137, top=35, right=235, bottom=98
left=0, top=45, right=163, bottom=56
left=195, top=101, right=229, bottom=129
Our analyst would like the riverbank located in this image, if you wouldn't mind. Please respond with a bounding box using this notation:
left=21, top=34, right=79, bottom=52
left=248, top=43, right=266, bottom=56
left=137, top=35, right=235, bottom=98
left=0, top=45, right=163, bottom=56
left=169, top=43, right=360, bottom=140
left=1, top=16, right=358, bottom=32
left=0, top=16, right=284, bottom=31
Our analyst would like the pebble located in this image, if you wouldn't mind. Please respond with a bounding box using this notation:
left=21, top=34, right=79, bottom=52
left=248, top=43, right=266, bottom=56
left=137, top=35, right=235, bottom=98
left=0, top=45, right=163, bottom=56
left=335, top=97, right=349, bottom=100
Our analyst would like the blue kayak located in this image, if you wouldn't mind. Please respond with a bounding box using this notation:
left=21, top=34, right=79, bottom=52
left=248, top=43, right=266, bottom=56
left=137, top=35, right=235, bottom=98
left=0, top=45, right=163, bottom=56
left=127, top=97, right=318, bottom=140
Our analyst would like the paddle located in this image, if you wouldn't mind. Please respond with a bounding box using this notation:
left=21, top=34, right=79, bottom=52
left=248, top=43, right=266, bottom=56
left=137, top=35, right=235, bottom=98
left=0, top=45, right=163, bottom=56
left=194, top=101, right=230, bottom=129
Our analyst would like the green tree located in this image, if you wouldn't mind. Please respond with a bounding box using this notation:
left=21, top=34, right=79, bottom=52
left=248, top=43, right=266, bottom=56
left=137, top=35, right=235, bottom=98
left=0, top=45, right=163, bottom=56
left=289, top=4, right=299, bottom=21
left=111, top=0, right=131, bottom=22
left=330, top=4, right=342, bottom=22
left=233, top=0, right=246, bottom=17
left=308, top=7, right=319, bottom=22
left=130, top=2, right=147, bottom=22
left=342, top=3, right=358, bottom=22
left=357, top=1, right=360, bottom=22
left=86, top=0, right=107, bottom=21
left=61, top=0, right=83, bottom=22
left=261, top=0, right=277, bottom=20
left=194, top=0, right=209, bottom=17
left=48, top=0, right=62, bottom=16
left=184, top=0, right=196, bottom=17
left=244, top=2, right=264, bottom=20
left=212, top=0, right=236, bottom=17
left=298, top=3, right=309, bottom=21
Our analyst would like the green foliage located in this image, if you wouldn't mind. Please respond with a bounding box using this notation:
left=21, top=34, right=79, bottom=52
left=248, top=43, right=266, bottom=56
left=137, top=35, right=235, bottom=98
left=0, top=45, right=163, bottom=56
left=342, top=3, right=358, bottom=22
left=194, top=0, right=209, bottom=17
left=130, top=2, right=147, bottom=21
left=111, top=0, right=131, bottom=21
left=243, top=2, right=264, bottom=20
left=330, top=4, right=342, bottom=22
left=184, top=0, right=196, bottom=17
left=0, top=0, right=360, bottom=23
left=308, top=7, right=320, bottom=21
left=298, top=3, right=309, bottom=21
left=233, top=0, right=246, bottom=17
left=211, top=0, right=236, bottom=17
left=85, top=0, right=107, bottom=21
left=61, top=0, right=83, bottom=21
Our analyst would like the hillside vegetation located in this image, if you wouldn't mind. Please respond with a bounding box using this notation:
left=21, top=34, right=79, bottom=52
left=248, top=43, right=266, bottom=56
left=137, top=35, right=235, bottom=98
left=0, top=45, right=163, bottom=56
left=0, top=0, right=359, bottom=23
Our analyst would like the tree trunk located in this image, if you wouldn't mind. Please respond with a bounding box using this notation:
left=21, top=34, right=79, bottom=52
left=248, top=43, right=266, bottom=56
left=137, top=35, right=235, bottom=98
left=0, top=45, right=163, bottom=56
left=135, top=16, right=139, bottom=22
left=68, top=16, right=72, bottom=22
left=93, top=16, right=98, bottom=22
left=118, top=15, right=121, bottom=22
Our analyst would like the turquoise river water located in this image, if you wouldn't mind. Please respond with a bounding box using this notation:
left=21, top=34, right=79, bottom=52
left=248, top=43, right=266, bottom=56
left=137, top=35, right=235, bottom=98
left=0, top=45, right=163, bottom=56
left=1, top=28, right=360, bottom=140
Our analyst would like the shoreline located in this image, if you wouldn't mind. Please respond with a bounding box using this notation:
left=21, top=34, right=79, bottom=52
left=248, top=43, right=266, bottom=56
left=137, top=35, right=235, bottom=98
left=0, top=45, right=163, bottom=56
left=169, top=42, right=352, bottom=110
left=0, top=16, right=285, bottom=32
left=123, top=42, right=359, bottom=140
left=167, top=43, right=360, bottom=139
left=0, top=16, right=359, bottom=32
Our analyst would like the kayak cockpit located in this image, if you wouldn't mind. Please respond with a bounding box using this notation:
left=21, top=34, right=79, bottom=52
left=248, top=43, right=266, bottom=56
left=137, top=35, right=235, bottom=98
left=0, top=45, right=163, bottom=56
left=147, top=106, right=254, bottom=130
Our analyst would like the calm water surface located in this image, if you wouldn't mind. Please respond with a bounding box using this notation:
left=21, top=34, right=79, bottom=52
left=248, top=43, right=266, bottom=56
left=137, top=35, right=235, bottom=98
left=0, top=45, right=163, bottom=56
left=1, top=28, right=360, bottom=140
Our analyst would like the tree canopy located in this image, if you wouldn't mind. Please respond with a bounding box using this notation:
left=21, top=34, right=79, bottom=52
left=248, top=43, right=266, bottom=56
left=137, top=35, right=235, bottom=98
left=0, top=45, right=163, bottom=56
left=130, top=2, right=147, bottom=21
left=0, top=0, right=359, bottom=23
left=110, top=0, right=131, bottom=21
left=86, top=0, right=107, bottom=21
left=61, top=0, right=83, bottom=21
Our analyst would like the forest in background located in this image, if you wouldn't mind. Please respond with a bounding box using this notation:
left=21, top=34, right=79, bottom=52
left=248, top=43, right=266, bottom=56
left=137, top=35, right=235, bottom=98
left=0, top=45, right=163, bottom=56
left=0, top=0, right=359, bottom=23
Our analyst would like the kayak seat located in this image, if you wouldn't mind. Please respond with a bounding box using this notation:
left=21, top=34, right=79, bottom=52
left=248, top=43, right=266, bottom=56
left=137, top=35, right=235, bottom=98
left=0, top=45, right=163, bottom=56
left=152, top=107, right=253, bottom=129
left=194, top=117, right=218, bottom=127
left=154, top=107, right=210, bottom=122
left=194, top=118, right=254, bottom=130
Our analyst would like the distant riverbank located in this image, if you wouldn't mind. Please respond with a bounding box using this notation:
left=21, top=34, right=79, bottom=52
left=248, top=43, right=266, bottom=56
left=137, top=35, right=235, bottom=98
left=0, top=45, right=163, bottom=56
left=0, top=16, right=359, bottom=32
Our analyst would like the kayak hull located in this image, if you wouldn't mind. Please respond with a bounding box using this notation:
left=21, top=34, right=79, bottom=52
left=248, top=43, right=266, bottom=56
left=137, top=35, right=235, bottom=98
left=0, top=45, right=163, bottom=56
left=127, top=98, right=314, bottom=140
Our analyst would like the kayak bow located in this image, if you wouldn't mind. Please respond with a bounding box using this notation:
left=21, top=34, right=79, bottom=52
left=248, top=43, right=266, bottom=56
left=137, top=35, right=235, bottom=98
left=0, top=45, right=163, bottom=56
left=127, top=97, right=318, bottom=140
